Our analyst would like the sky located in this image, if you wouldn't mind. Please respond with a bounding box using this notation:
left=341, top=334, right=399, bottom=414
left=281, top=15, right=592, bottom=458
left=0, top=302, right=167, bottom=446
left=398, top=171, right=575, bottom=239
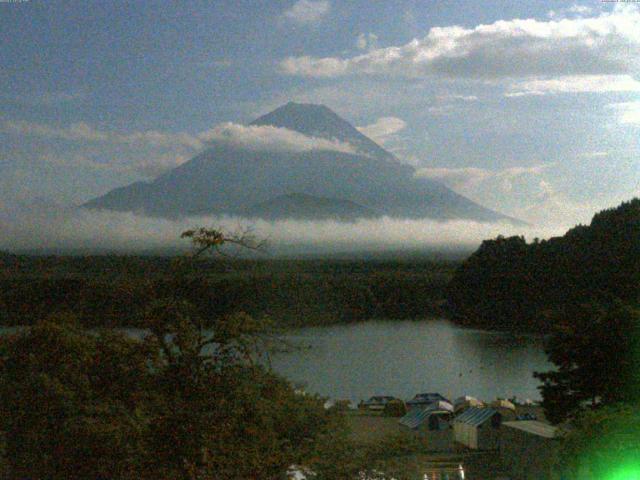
left=0, top=0, right=639, bottom=241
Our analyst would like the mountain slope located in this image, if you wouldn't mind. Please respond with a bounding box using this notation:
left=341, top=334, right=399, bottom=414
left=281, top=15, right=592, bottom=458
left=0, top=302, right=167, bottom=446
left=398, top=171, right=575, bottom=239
left=243, top=193, right=379, bottom=221
left=84, top=102, right=515, bottom=223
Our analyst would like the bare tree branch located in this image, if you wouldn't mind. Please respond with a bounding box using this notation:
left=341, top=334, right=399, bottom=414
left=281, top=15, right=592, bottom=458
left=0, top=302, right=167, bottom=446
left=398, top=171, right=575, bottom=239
left=181, top=226, right=267, bottom=260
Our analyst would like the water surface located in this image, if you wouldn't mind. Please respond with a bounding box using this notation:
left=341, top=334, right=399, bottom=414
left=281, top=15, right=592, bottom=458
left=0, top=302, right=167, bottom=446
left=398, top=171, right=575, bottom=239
left=0, top=319, right=551, bottom=405
left=269, top=319, right=550, bottom=404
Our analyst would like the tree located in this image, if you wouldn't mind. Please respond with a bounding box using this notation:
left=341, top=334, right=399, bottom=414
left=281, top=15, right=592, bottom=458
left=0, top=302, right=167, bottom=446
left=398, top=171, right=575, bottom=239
left=534, top=302, right=640, bottom=424
left=447, top=198, right=640, bottom=332
left=180, top=226, right=266, bottom=260
left=557, top=404, right=640, bottom=479
left=141, top=299, right=341, bottom=480
left=0, top=228, right=348, bottom=479
left=0, top=314, right=156, bottom=479
left=141, top=228, right=343, bottom=479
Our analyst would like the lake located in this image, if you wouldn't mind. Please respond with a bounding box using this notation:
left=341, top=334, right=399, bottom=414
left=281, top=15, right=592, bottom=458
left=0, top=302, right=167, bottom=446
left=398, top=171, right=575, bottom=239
left=0, top=319, right=551, bottom=405
left=268, top=319, right=551, bottom=405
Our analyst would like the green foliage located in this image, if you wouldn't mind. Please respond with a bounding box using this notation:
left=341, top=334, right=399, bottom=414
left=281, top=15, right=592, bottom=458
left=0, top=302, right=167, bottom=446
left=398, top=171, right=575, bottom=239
left=0, top=314, right=155, bottom=479
left=0, top=309, right=343, bottom=479
left=558, top=404, right=640, bottom=479
left=383, top=399, right=407, bottom=417
left=534, top=303, right=640, bottom=424
left=447, top=198, right=640, bottom=331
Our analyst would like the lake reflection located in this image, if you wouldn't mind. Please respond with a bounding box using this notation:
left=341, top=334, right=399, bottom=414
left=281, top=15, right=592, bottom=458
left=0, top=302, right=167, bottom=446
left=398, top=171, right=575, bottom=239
left=269, top=319, right=551, bottom=404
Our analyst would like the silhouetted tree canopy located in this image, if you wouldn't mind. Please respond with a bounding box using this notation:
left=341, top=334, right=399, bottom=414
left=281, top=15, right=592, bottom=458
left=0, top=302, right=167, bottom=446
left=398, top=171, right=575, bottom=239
left=447, top=198, right=640, bottom=331
left=534, top=302, right=640, bottom=424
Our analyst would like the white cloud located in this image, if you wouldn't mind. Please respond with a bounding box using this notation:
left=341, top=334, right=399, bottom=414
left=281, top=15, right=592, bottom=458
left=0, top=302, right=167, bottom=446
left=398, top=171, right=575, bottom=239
left=3, top=120, right=110, bottom=142
left=513, top=178, right=602, bottom=226
left=198, top=122, right=357, bottom=154
left=280, top=6, right=640, bottom=80
left=356, top=33, right=378, bottom=51
left=1, top=120, right=203, bottom=177
left=34, top=151, right=190, bottom=178
left=607, top=101, right=640, bottom=125
left=282, top=0, right=330, bottom=25
left=131, top=153, right=191, bottom=178
left=2, top=119, right=359, bottom=178
left=2, top=120, right=360, bottom=156
left=503, top=91, right=547, bottom=98
left=437, top=94, right=479, bottom=102
left=506, top=74, right=640, bottom=96
left=578, top=151, right=610, bottom=158
left=37, top=153, right=112, bottom=171
left=356, top=117, right=406, bottom=145
left=414, top=164, right=552, bottom=192
left=0, top=206, right=568, bottom=253
left=568, top=5, right=593, bottom=15
left=280, top=56, right=348, bottom=78
left=548, top=4, right=594, bottom=19
left=123, top=130, right=204, bottom=150
left=413, top=163, right=615, bottom=225
left=415, top=167, right=493, bottom=190
left=1, top=120, right=203, bottom=150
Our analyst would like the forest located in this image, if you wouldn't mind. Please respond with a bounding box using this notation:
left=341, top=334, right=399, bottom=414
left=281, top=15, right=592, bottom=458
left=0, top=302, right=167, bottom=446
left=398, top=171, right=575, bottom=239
left=447, top=198, right=640, bottom=332
left=3, top=199, right=639, bottom=333
left=0, top=254, right=455, bottom=328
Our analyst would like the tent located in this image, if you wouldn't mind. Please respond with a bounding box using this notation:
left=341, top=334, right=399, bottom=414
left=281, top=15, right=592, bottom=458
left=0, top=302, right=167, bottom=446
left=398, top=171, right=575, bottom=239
left=453, top=395, right=484, bottom=413
left=398, top=407, right=453, bottom=452
left=453, top=407, right=502, bottom=450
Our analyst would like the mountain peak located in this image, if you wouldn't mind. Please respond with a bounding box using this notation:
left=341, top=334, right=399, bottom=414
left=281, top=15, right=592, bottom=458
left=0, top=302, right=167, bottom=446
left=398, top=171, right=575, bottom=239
left=251, top=102, right=395, bottom=161
left=84, top=100, right=516, bottom=225
left=284, top=101, right=332, bottom=110
left=262, top=101, right=336, bottom=116
left=251, top=102, right=350, bottom=132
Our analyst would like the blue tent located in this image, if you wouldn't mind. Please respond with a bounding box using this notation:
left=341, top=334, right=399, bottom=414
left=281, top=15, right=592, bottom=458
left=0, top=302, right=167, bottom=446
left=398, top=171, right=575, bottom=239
left=399, top=406, right=451, bottom=431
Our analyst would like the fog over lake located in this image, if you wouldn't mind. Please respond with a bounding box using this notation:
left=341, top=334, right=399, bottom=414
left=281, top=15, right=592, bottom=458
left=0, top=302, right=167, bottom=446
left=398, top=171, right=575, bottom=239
left=269, top=319, right=551, bottom=404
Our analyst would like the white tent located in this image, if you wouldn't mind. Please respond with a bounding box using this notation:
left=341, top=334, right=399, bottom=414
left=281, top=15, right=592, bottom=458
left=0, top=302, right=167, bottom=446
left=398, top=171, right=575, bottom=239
left=453, top=407, right=502, bottom=450
left=430, top=400, right=454, bottom=413
left=453, top=395, right=484, bottom=413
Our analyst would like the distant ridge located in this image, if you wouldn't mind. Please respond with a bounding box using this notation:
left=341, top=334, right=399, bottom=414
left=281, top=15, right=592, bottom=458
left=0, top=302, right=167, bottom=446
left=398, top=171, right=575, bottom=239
left=85, top=102, right=517, bottom=223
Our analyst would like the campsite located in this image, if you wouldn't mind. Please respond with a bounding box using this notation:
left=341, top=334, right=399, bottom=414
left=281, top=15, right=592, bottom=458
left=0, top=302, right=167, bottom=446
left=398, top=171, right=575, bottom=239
left=348, top=393, right=556, bottom=479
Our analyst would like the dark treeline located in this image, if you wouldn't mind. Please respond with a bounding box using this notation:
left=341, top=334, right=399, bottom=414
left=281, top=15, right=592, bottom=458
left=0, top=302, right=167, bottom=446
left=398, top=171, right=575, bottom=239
left=447, top=198, right=640, bottom=331
left=0, top=255, right=455, bottom=328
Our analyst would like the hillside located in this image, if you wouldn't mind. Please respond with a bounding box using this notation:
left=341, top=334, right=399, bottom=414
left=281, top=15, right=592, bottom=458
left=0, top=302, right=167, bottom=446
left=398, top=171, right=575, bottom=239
left=84, top=102, right=515, bottom=223
left=243, top=193, right=379, bottom=221
left=447, top=198, right=640, bottom=331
